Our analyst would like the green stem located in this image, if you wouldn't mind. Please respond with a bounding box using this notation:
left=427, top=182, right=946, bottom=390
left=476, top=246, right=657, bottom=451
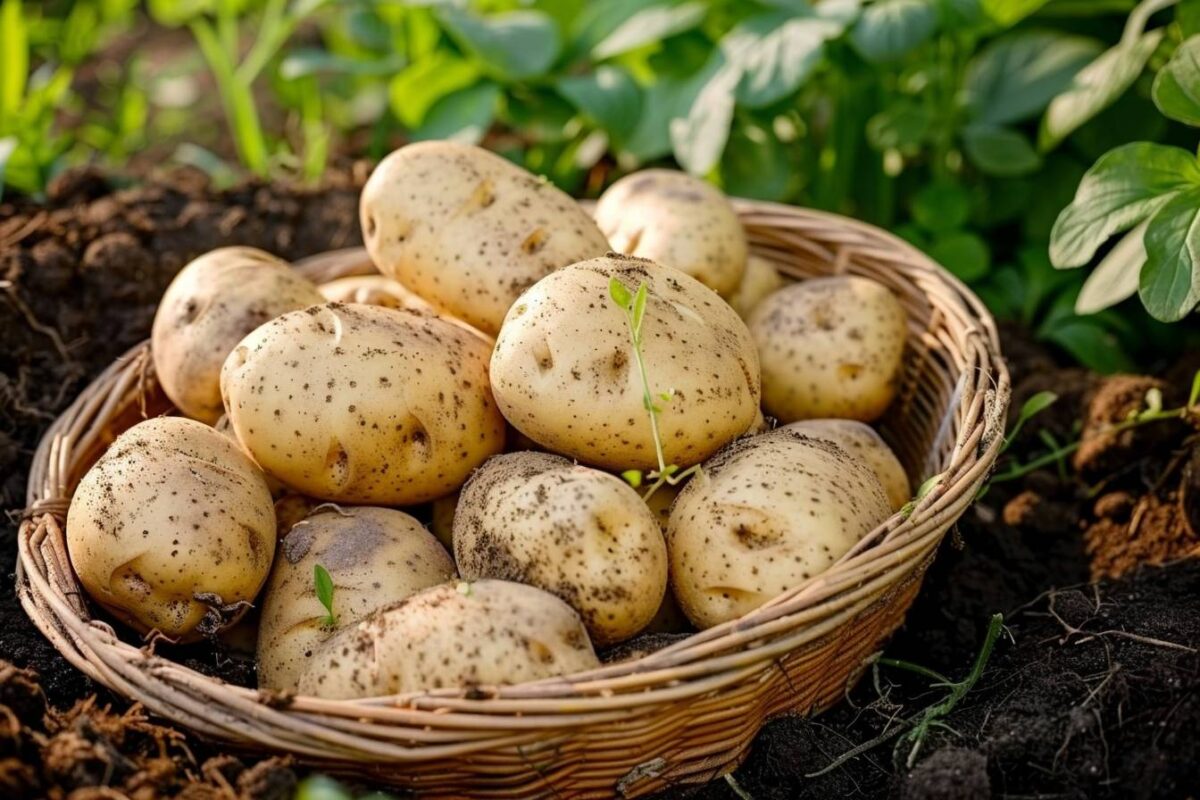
left=236, top=0, right=297, bottom=85
left=625, top=309, right=668, bottom=477
left=876, top=658, right=952, bottom=687
left=190, top=18, right=268, bottom=175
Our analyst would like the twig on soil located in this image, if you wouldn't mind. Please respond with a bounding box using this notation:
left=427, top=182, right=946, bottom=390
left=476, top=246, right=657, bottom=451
left=1040, top=589, right=1198, bottom=653
left=0, top=279, right=74, bottom=363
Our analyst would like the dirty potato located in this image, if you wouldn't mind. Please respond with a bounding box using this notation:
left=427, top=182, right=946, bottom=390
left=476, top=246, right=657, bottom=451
left=360, top=141, right=610, bottom=335
left=318, top=274, right=436, bottom=313
left=727, top=256, right=786, bottom=319
left=668, top=427, right=892, bottom=629
left=257, top=505, right=456, bottom=691
left=453, top=452, right=667, bottom=645
left=749, top=277, right=907, bottom=423
left=66, top=417, right=276, bottom=640
left=783, top=419, right=910, bottom=511
left=151, top=247, right=324, bottom=424
left=490, top=255, right=761, bottom=471
left=221, top=303, right=506, bottom=505
left=595, top=169, right=747, bottom=296
left=297, top=579, right=599, bottom=698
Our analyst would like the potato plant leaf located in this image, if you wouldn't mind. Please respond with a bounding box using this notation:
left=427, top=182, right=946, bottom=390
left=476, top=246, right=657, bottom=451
left=1050, top=143, right=1200, bottom=269
left=980, top=0, right=1052, bottom=26
left=961, top=124, right=1041, bottom=177
left=389, top=52, right=480, bottom=129
left=1152, top=36, right=1200, bottom=127
left=1139, top=188, right=1200, bottom=322
left=556, top=65, right=642, bottom=142
left=1075, top=219, right=1148, bottom=314
left=411, top=82, right=500, bottom=145
left=314, top=564, right=336, bottom=626
left=590, top=2, right=707, bottom=61
left=437, top=8, right=561, bottom=81
left=1001, top=390, right=1058, bottom=453
left=1182, top=0, right=1200, bottom=37
left=609, top=276, right=632, bottom=309
left=850, top=0, right=938, bottom=64
left=1039, top=30, right=1163, bottom=150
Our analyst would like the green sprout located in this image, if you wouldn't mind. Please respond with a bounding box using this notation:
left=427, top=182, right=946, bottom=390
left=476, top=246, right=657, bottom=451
left=608, top=277, right=701, bottom=499
left=313, top=563, right=336, bottom=627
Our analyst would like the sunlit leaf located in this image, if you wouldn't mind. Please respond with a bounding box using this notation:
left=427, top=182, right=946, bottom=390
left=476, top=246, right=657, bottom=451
left=437, top=8, right=560, bottom=80
left=1152, top=35, right=1200, bottom=127
left=1075, top=219, right=1148, bottom=314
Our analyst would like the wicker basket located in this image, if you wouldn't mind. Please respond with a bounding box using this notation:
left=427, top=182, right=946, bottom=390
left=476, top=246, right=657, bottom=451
left=17, top=200, right=1009, bottom=798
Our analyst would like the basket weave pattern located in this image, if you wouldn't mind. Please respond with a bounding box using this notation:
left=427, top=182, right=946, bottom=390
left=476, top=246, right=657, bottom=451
left=17, top=200, right=1009, bottom=798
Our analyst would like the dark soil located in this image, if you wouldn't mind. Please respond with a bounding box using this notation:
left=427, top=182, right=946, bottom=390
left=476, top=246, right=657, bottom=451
left=3, top=170, right=1198, bottom=799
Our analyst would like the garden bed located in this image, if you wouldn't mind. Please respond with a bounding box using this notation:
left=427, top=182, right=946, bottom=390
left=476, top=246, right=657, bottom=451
left=2, top=171, right=1197, bottom=799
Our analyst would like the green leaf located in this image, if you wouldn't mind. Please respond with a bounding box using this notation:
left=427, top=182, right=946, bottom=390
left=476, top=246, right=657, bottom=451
left=314, top=564, right=336, bottom=625
left=437, top=8, right=561, bottom=80
left=980, top=0, right=1051, bottom=25
left=670, top=53, right=739, bottom=174
left=964, top=31, right=1102, bottom=127
left=1002, top=389, right=1057, bottom=452
left=729, top=12, right=841, bottom=108
left=1075, top=219, right=1148, bottom=314
left=1182, top=0, right=1200, bottom=37
left=632, top=282, right=648, bottom=333
left=591, top=2, right=707, bottom=61
left=912, top=182, right=971, bottom=233
left=620, top=77, right=685, bottom=162
left=928, top=232, right=992, bottom=283
left=1, top=0, right=28, bottom=123
left=609, top=276, right=633, bottom=308
left=961, top=124, right=1041, bottom=177
left=621, top=469, right=643, bottom=488
left=1039, top=317, right=1135, bottom=373
left=147, top=0, right=214, bottom=27
left=1139, top=188, right=1200, bottom=321
left=412, top=82, right=500, bottom=145
left=866, top=102, right=932, bottom=151
left=556, top=65, right=641, bottom=141
left=720, top=121, right=793, bottom=201
left=1039, top=30, right=1163, bottom=150
left=1152, top=36, right=1200, bottom=127
left=280, top=49, right=404, bottom=80
left=389, top=52, right=480, bottom=129
left=1050, top=143, right=1200, bottom=268
left=850, top=0, right=938, bottom=63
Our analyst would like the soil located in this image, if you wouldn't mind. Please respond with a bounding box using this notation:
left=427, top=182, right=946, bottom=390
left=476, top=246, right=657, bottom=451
left=3, top=170, right=1199, bottom=799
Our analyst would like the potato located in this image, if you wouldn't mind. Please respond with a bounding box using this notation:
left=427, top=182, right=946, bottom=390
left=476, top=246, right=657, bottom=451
left=66, top=417, right=275, bottom=640
left=151, top=247, right=324, bottom=424
left=273, top=494, right=317, bottom=539
left=783, top=419, right=910, bottom=511
left=595, top=169, right=747, bottom=297
left=257, top=505, right=455, bottom=691
left=453, top=452, right=667, bottom=645
left=490, top=255, right=761, bottom=471
left=297, top=579, right=599, bottom=698
left=318, top=275, right=435, bottom=313
left=668, top=427, right=892, bottom=629
left=727, top=256, right=786, bottom=319
left=360, top=141, right=610, bottom=335
left=645, top=482, right=681, bottom=532
left=221, top=303, right=506, bottom=504
left=749, top=276, right=907, bottom=423
left=213, top=414, right=285, bottom=497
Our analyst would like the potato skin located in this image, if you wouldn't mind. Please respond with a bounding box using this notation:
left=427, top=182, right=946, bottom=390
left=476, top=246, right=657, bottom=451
left=257, top=505, right=455, bottom=691
left=595, top=169, right=747, bottom=297
left=749, top=276, right=907, bottom=423
left=490, top=255, right=761, bottom=471
left=151, top=247, right=324, bottom=423
left=297, top=579, right=599, bottom=698
left=453, top=452, right=667, bottom=645
left=220, top=303, right=506, bottom=505
left=66, top=417, right=276, bottom=640
left=727, top=256, right=785, bottom=319
left=668, top=427, right=892, bottom=629
left=783, top=419, right=910, bottom=511
left=360, top=141, right=610, bottom=335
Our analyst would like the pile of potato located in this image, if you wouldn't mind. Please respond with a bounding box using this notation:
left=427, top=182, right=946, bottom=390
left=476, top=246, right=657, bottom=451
left=65, top=142, right=912, bottom=699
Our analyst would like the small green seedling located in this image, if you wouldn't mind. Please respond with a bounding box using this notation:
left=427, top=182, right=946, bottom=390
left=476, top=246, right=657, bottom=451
left=609, top=277, right=701, bottom=499
left=313, top=563, right=336, bottom=627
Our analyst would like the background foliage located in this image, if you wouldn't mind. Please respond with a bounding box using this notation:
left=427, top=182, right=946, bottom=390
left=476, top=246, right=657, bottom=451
left=1, top=0, right=1198, bottom=370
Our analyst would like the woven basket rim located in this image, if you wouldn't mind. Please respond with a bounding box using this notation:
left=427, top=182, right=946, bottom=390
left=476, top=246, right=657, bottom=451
left=15, top=197, right=1010, bottom=790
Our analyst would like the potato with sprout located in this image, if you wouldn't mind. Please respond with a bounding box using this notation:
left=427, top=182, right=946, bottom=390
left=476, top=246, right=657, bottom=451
left=221, top=303, right=506, bottom=505
left=66, top=417, right=276, bottom=640
left=749, top=276, right=907, bottom=423
left=595, top=169, right=747, bottom=297
left=360, top=141, right=610, bottom=335
left=257, top=505, right=455, bottom=691
left=668, top=427, right=892, bottom=629
left=454, top=452, right=667, bottom=645
left=489, top=255, right=761, bottom=471
left=151, top=247, right=324, bottom=423
left=298, top=580, right=599, bottom=698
